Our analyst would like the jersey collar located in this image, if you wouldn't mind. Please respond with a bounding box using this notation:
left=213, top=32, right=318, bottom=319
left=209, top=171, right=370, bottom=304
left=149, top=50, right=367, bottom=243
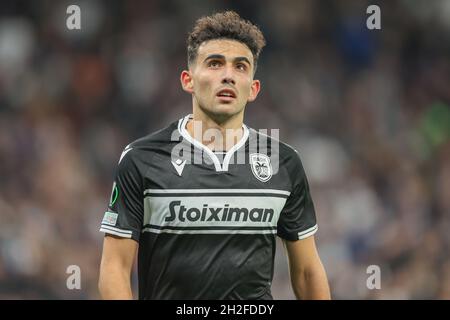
left=177, top=114, right=249, bottom=172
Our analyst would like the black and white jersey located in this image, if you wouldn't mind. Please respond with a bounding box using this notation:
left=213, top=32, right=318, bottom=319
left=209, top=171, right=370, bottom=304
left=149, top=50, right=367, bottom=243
left=100, top=114, right=318, bottom=300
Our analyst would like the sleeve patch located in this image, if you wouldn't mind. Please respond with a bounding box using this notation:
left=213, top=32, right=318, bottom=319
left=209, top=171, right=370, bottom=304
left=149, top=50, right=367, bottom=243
left=102, top=211, right=119, bottom=226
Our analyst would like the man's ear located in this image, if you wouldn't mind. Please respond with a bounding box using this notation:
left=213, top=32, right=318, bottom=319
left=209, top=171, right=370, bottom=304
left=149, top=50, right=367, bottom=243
left=247, top=79, right=261, bottom=102
left=180, top=70, right=194, bottom=94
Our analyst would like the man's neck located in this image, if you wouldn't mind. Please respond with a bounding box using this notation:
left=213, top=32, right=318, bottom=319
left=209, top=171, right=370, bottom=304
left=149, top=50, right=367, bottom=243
left=186, top=109, right=244, bottom=152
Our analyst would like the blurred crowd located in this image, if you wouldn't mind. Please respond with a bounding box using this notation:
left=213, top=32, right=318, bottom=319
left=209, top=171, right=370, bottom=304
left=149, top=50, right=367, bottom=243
left=0, top=0, right=449, bottom=299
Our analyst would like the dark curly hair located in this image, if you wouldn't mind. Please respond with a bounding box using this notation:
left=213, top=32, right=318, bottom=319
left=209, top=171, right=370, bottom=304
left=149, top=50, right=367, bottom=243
left=187, top=11, right=266, bottom=72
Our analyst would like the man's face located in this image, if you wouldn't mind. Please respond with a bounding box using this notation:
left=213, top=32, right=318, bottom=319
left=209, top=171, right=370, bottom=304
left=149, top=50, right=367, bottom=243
left=181, top=39, right=260, bottom=122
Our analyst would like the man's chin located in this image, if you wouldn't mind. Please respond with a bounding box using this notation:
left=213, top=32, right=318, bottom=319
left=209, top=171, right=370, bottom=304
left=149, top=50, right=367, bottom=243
left=201, top=105, right=243, bottom=123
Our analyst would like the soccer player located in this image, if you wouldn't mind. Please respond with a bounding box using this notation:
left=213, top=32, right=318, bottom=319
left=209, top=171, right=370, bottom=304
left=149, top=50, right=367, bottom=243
left=98, top=11, right=331, bottom=300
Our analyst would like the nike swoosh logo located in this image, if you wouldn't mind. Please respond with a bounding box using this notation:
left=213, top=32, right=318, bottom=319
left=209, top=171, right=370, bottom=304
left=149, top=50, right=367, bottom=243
left=171, top=159, right=187, bottom=176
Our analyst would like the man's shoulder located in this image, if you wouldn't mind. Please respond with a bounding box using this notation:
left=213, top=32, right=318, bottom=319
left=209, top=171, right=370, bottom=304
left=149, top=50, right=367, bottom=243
left=125, top=119, right=180, bottom=151
left=118, top=118, right=181, bottom=165
left=248, top=127, right=309, bottom=186
left=248, top=127, right=301, bottom=160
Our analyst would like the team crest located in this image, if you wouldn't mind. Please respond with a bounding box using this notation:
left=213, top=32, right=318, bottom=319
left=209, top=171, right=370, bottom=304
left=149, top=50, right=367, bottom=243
left=250, top=153, right=272, bottom=182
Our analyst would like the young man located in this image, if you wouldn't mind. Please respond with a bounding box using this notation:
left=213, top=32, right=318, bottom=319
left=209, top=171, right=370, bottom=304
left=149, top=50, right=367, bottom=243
left=98, top=11, right=331, bottom=300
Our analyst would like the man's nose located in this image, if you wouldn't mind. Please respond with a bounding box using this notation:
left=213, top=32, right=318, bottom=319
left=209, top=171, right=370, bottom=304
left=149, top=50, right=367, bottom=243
left=221, top=65, right=235, bottom=85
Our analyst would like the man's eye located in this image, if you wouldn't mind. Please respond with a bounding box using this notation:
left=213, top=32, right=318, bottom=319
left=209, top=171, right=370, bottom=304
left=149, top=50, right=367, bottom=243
left=236, top=63, right=247, bottom=71
left=208, top=61, right=221, bottom=68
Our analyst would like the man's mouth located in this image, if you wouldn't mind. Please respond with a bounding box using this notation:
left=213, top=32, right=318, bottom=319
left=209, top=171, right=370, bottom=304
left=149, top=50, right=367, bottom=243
left=216, top=88, right=237, bottom=100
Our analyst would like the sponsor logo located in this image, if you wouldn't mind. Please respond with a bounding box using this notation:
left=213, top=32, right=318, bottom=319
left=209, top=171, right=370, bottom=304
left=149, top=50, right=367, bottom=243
left=164, top=201, right=274, bottom=223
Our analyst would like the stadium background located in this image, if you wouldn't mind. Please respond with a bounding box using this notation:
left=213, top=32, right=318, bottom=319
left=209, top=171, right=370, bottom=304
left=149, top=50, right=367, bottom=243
left=0, top=0, right=449, bottom=299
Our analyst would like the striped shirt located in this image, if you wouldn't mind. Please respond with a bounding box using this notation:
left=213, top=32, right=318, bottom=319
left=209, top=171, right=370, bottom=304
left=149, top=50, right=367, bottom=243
left=100, top=114, right=318, bottom=299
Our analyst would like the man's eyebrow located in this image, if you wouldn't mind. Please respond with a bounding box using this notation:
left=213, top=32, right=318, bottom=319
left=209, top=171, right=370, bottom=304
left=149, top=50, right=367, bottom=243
left=203, top=54, right=252, bottom=66
left=204, top=54, right=225, bottom=62
left=234, top=56, right=251, bottom=65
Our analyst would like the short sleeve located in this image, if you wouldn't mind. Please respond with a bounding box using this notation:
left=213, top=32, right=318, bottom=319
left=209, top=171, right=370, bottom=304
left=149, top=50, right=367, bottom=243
left=277, top=149, right=318, bottom=241
left=99, top=146, right=144, bottom=242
